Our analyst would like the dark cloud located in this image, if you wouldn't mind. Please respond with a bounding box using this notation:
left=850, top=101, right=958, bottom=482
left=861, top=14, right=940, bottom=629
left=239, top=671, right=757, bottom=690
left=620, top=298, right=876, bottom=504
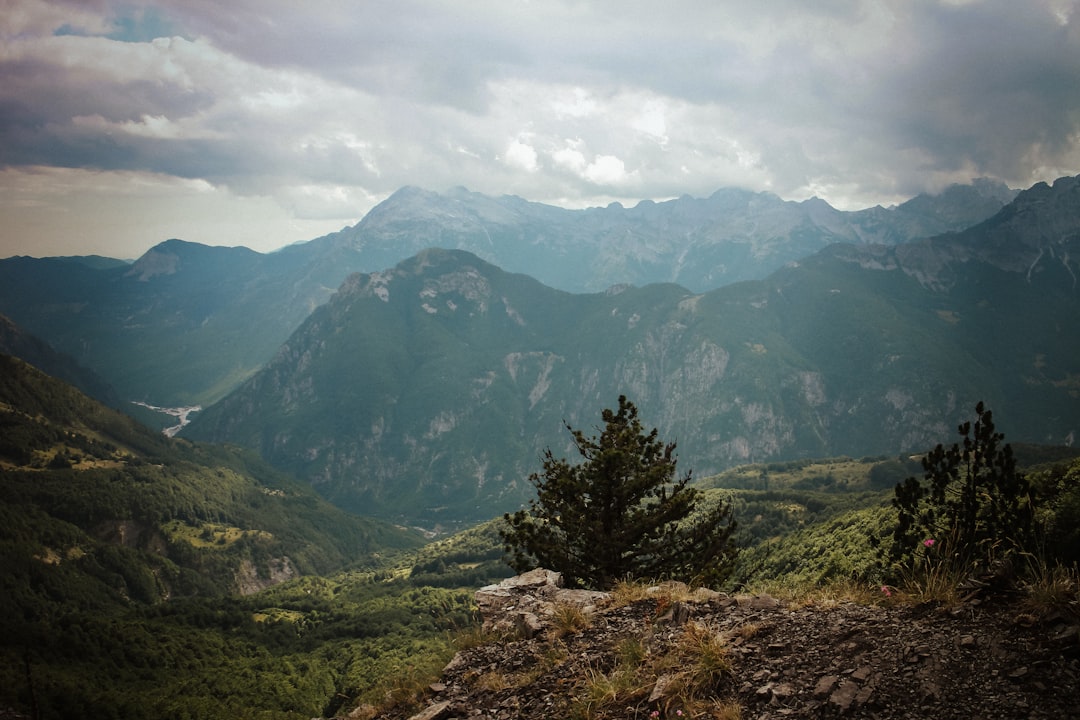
left=1, top=0, right=1079, bottom=258
left=838, top=1, right=1080, bottom=184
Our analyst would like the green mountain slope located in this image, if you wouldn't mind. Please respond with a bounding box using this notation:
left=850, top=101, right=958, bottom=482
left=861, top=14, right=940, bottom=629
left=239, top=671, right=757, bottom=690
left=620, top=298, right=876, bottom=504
left=0, top=353, right=421, bottom=603
left=0, top=312, right=122, bottom=409
left=0, top=353, right=533, bottom=720
left=0, top=241, right=352, bottom=406
left=184, top=178, right=1080, bottom=526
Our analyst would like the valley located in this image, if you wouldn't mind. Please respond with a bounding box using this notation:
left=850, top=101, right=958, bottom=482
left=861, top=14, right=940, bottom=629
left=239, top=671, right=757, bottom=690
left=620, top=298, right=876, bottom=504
left=4, top=368, right=1077, bottom=719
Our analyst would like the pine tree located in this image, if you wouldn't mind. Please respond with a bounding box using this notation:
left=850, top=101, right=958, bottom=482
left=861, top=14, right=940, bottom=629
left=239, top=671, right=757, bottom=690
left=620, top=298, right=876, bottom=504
left=500, top=395, right=738, bottom=589
left=887, top=401, right=1035, bottom=573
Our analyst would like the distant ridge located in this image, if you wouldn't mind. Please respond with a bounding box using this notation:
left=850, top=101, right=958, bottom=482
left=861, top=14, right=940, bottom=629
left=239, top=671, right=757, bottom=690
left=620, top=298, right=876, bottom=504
left=317, top=178, right=1017, bottom=293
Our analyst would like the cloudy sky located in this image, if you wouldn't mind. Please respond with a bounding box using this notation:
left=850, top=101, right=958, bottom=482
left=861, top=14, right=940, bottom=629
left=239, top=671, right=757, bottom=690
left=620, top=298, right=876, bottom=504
left=2, top=0, right=1079, bottom=259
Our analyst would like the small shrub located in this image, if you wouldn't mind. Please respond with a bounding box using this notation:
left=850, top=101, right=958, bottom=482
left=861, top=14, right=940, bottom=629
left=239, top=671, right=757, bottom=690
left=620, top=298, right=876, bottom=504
left=502, top=396, right=738, bottom=589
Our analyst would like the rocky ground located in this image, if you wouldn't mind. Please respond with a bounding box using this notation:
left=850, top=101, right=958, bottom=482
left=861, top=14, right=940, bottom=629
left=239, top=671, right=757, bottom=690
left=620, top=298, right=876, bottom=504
left=363, top=570, right=1080, bottom=720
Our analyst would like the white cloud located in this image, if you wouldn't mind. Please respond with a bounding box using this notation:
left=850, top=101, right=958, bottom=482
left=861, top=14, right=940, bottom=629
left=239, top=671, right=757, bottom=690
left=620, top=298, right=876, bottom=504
left=552, top=140, right=587, bottom=174
left=503, top=137, right=540, bottom=172
left=584, top=154, right=632, bottom=186
left=551, top=87, right=597, bottom=119
left=277, top=183, right=382, bottom=220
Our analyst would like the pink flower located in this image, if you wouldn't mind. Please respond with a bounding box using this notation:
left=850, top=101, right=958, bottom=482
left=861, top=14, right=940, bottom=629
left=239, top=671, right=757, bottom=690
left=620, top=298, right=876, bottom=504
left=923, top=538, right=935, bottom=548
left=881, top=585, right=892, bottom=597
left=650, top=712, right=660, bottom=719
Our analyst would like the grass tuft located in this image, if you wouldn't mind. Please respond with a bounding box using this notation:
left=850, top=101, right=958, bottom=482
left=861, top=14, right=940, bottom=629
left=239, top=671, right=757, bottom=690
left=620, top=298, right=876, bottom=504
left=677, top=621, right=731, bottom=695
left=550, top=602, right=593, bottom=638
left=1020, top=560, right=1080, bottom=618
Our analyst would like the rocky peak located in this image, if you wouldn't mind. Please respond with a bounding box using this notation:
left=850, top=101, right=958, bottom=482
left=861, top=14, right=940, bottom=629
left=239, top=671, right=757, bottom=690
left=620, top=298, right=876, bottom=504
left=316, top=178, right=1020, bottom=295
left=896, top=178, right=1017, bottom=228
left=125, top=240, right=184, bottom=281
left=831, top=173, right=1080, bottom=289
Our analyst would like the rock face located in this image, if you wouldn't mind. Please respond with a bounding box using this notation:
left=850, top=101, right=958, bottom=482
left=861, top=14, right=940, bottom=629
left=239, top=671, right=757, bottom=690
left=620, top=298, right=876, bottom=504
left=234, top=556, right=298, bottom=596
left=381, top=573, right=1080, bottom=720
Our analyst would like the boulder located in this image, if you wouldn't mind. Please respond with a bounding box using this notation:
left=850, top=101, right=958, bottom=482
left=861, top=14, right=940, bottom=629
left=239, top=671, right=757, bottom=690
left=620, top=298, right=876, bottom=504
left=475, top=569, right=611, bottom=638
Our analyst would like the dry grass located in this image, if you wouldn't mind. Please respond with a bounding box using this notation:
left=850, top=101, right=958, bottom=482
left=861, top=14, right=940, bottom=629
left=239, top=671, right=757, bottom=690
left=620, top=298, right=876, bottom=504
left=611, top=578, right=700, bottom=608
left=741, top=576, right=889, bottom=608
left=611, top=578, right=654, bottom=606
left=566, top=614, right=739, bottom=719
left=731, top=622, right=762, bottom=641
left=897, top=559, right=966, bottom=607
left=1021, top=561, right=1080, bottom=618
left=550, top=602, right=593, bottom=638
left=363, top=659, right=446, bottom=717
left=571, top=665, right=650, bottom=720
left=676, top=622, right=731, bottom=695
left=514, top=641, right=571, bottom=687
left=472, top=669, right=511, bottom=692
left=452, top=624, right=504, bottom=651
left=705, top=699, right=743, bottom=719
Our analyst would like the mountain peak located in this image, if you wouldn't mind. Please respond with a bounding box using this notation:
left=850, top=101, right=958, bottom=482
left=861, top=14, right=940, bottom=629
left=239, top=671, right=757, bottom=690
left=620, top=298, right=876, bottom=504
left=126, top=239, right=188, bottom=280
left=126, top=239, right=261, bottom=282
left=832, top=172, right=1080, bottom=288
left=891, top=179, right=1018, bottom=232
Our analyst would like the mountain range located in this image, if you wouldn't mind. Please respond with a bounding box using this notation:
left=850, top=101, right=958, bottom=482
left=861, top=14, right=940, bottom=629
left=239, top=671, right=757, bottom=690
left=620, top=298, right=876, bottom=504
left=183, top=176, right=1080, bottom=526
left=1, top=176, right=1076, bottom=526
left=328, top=178, right=1016, bottom=293
left=0, top=179, right=1014, bottom=407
